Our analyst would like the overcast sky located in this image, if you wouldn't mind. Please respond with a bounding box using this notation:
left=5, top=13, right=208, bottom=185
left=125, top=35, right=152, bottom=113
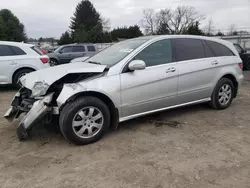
left=0, top=0, right=249, bottom=38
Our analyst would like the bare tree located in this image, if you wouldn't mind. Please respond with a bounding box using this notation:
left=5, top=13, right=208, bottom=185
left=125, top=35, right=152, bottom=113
left=141, top=6, right=204, bottom=35
left=140, top=9, right=158, bottom=35
left=205, top=19, right=215, bottom=36
left=228, top=24, right=237, bottom=35
left=101, top=17, right=111, bottom=32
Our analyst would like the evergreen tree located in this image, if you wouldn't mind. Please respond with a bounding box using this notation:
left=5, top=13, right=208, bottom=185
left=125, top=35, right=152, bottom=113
left=58, top=31, right=72, bottom=45
left=70, top=0, right=103, bottom=42
left=0, top=9, right=27, bottom=42
left=183, top=21, right=204, bottom=35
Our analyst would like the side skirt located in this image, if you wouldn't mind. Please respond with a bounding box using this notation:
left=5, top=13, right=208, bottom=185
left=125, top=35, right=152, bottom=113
left=119, top=98, right=211, bottom=122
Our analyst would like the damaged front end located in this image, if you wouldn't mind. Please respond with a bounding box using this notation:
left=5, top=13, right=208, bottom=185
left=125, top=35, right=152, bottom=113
left=4, top=67, right=107, bottom=141
left=4, top=88, right=54, bottom=140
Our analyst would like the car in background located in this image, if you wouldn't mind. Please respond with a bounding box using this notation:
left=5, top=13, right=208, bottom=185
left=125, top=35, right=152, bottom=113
left=47, top=43, right=98, bottom=66
left=233, top=43, right=250, bottom=70
left=0, top=41, right=50, bottom=86
left=4, top=35, right=244, bottom=145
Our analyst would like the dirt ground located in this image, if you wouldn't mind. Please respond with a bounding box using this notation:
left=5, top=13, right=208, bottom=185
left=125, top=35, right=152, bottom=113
left=0, top=72, right=250, bottom=188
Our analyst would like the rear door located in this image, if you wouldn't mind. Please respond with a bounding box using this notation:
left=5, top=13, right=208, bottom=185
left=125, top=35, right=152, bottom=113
left=205, top=40, right=237, bottom=68
left=72, top=45, right=86, bottom=59
left=0, top=45, right=19, bottom=84
left=120, top=39, right=179, bottom=118
left=58, top=46, right=73, bottom=64
left=86, top=45, right=97, bottom=57
left=172, top=38, right=217, bottom=104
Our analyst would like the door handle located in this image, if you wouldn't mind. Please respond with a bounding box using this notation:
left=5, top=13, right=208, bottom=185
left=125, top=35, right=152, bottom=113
left=166, top=67, right=176, bottom=73
left=211, top=60, right=219, bottom=65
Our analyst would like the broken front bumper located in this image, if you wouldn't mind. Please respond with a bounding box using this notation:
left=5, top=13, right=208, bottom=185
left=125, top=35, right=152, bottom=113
left=4, top=92, right=54, bottom=140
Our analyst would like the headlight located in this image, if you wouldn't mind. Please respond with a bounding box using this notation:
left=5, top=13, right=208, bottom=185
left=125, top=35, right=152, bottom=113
left=31, top=81, right=50, bottom=97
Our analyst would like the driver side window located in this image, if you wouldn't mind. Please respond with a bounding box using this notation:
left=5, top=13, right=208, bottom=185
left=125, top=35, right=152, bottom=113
left=61, top=46, right=73, bottom=53
left=134, top=39, right=173, bottom=67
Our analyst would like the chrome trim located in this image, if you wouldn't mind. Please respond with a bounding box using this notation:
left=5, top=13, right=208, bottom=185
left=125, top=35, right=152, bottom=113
left=119, top=98, right=211, bottom=122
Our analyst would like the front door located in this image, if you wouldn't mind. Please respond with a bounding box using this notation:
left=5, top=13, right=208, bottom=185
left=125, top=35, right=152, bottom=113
left=58, top=46, right=73, bottom=64
left=120, top=39, right=179, bottom=118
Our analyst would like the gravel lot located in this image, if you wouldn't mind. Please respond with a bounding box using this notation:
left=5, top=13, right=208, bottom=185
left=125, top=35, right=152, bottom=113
left=0, top=72, right=250, bottom=188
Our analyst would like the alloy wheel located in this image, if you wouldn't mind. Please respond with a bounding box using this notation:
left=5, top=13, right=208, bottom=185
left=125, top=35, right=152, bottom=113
left=218, top=84, right=232, bottom=106
left=72, top=106, right=104, bottom=139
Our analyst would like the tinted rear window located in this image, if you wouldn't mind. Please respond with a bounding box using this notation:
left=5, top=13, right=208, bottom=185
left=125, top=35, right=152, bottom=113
left=87, top=45, right=96, bottom=52
left=203, top=41, right=214, bottom=57
left=31, top=46, right=43, bottom=55
left=172, top=38, right=206, bottom=61
left=206, top=41, right=235, bottom=57
left=11, top=46, right=26, bottom=55
left=0, top=45, right=15, bottom=56
left=73, top=46, right=85, bottom=52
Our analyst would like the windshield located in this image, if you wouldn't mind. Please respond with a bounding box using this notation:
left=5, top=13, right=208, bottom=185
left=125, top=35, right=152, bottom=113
left=86, top=38, right=148, bottom=67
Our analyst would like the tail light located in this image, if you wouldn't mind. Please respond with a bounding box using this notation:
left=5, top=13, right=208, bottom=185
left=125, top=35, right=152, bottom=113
left=40, top=57, right=49, bottom=64
left=238, top=62, right=243, bottom=70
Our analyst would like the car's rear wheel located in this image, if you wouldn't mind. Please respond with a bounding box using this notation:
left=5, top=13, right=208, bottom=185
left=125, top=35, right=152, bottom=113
left=49, top=58, right=58, bottom=66
left=59, top=96, right=110, bottom=145
left=13, top=68, right=34, bottom=87
left=209, top=78, right=235, bottom=110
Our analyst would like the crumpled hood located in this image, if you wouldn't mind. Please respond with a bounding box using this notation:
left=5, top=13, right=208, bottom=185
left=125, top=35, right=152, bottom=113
left=20, top=62, right=107, bottom=90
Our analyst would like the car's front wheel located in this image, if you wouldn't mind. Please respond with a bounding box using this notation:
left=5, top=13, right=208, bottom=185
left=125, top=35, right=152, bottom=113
left=59, top=96, right=110, bottom=145
left=209, top=78, right=235, bottom=110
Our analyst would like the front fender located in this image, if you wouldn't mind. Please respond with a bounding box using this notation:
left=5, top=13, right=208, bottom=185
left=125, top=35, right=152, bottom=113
left=56, top=83, right=118, bottom=109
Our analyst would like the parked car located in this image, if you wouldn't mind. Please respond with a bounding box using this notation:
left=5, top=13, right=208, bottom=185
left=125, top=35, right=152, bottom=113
left=233, top=43, right=250, bottom=70
left=48, top=43, right=98, bottom=66
left=4, top=35, right=244, bottom=145
left=0, top=41, right=50, bottom=86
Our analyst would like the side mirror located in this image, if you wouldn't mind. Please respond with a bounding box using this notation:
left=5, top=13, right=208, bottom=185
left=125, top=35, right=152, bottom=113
left=59, top=50, right=63, bottom=54
left=128, top=60, right=146, bottom=71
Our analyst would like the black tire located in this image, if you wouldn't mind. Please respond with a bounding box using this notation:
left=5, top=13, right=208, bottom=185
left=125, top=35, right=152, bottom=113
left=59, top=96, right=110, bottom=145
left=13, top=68, right=34, bottom=87
left=49, top=58, right=58, bottom=66
left=209, top=78, right=235, bottom=110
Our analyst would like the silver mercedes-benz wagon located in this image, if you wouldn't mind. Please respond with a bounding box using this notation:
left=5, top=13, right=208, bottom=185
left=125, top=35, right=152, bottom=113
left=5, top=35, right=244, bottom=145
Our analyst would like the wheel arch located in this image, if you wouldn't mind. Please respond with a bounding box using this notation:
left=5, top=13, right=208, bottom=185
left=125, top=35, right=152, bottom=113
left=12, top=67, right=36, bottom=84
left=61, top=91, right=119, bottom=129
left=220, top=73, right=238, bottom=98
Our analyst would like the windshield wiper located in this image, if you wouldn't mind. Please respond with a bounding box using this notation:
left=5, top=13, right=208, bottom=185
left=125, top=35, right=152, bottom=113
left=87, top=61, right=101, bottom=65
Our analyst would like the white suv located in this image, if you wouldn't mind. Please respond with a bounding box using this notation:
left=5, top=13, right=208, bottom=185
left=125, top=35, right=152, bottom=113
left=0, top=41, right=50, bottom=86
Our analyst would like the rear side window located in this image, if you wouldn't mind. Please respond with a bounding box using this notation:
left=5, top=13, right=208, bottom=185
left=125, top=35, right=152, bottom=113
left=31, top=46, right=43, bottom=55
left=0, top=45, right=15, bottom=56
left=73, top=46, right=85, bottom=52
left=87, top=45, right=96, bottom=52
left=134, top=39, right=172, bottom=67
left=206, top=41, right=235, bottom=57
left=172, top=38, right=206, bottom=61
left=11, top=46, right=26, bottom=55
left=202, top=41, right=214, bottom=57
